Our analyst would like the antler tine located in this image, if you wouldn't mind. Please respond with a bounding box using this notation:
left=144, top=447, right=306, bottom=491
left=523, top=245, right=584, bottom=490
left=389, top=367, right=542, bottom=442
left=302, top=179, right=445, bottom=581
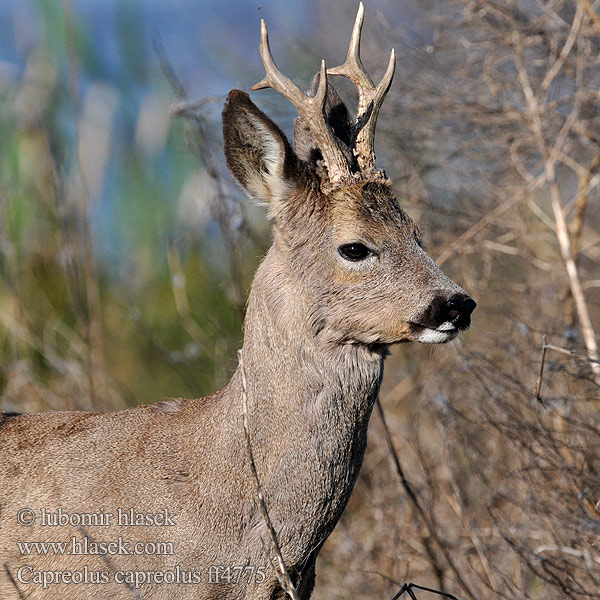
left=327, top=2, right=396, bottom=172
left=251, top=20, right=307, bottom=106
left=327, top=2, right=372, bottom=90
left=251, top=19, right=350, bottom=184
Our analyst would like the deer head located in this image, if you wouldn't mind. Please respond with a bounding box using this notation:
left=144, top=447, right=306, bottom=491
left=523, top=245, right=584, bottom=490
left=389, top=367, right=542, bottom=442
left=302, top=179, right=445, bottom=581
left=222, top=3, right=475, bottom=349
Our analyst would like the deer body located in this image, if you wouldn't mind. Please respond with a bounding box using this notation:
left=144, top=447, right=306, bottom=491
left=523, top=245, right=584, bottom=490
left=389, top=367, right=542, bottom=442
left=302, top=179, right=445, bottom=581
left=0, top=5, right=475, bottom=599
left=0, top=247, right=385, bottom=600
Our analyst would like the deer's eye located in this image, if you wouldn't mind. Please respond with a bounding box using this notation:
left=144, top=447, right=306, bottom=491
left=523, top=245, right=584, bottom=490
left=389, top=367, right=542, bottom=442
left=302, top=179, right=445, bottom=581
left=338, top=243, right=372, bottom=261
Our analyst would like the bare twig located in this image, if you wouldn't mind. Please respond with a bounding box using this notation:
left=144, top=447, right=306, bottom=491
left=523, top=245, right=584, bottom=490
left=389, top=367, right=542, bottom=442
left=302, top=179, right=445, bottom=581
left=169, top=96, right=222, bottom=117
left=151, top=32, right=186, bottom=100
left=533, top=544, right=600, bottom=566
left=392, top=581, right=460, bottom=600
left=544, top=343, right=600, bottom=365
left=376, top=398, right=475, bottom=600
left=535, top=334, right=600, bottom=400
left=582, top=0, right=600, bottom=37
left=548, top=181, right=600, bottom=387
left=3, top=563, right=26, bottom=599
left=512, top=28, right=600, bottom=389
left=435, top=194, right=522, bottom=267
left=535, top=335, right=548, bottom=402
left=238, top=350, right=301, bottom=600
left=571, top=155, right=600, bottom=257
left=540, top=1, right=584, bottom=92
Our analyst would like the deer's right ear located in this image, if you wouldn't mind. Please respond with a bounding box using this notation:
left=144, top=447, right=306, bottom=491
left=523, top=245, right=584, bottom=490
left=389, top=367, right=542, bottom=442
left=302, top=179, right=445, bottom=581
left=223, top=90, right=305, bottom=219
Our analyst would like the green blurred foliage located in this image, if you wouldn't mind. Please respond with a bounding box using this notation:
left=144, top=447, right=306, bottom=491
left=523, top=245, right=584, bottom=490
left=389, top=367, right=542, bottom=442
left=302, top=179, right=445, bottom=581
left=0, top=1, right=254, bottom=411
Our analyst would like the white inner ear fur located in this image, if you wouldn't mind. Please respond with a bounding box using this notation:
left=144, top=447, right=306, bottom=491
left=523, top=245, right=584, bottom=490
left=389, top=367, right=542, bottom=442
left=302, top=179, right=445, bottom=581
left=246, top=115, right=294, bottom=218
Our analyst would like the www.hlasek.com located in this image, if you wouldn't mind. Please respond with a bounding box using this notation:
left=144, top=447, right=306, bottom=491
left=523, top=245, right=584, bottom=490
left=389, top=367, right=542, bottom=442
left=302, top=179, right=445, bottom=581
left=18, top=536, right=175, bottom=557
left=15, top=565, right=267, bottom=589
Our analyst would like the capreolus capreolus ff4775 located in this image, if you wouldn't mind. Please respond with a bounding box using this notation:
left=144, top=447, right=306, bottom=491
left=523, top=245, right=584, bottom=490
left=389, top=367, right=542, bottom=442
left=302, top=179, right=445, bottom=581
left=0, top=4, right=475, bottom=599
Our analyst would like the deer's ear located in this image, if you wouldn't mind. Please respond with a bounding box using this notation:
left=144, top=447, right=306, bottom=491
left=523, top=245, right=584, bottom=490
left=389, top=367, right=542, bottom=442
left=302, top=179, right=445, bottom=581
left=223, top=90, right=305, bottom=219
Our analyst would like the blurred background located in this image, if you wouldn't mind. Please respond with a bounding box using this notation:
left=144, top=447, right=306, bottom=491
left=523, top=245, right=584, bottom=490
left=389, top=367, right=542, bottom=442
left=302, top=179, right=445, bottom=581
left=1, top=0, right=599, bottom=598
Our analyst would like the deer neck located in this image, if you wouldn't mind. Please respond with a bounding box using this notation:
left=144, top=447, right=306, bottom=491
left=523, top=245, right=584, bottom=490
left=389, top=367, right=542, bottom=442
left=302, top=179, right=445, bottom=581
left=232, top=246, right=386, bottom=465
left=225, top=246, right=386, bottom=551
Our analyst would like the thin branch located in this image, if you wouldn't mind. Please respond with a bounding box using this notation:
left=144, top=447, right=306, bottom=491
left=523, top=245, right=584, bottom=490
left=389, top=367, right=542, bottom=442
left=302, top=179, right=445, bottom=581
left=238, top=350, right=301, bottom=600
left=169, top=96, right=222, bottom=117
left=3, top=563, right=26, bottom=600
left=166, top=242, right=217, bottom=349
left=544, top=343, right=600, bottom=365
left=582, top=0, right=600, bottom=36
left=571, top=154, right=600, bottom=259
left=535, top=335, right=548, bottom=402
left=540, top=1, right=584, bottom=92
left=436, top=194, right=522, bottom=267
left=376, top=398, right=476, bottom=600
left=151, top=31, right=186, bottom=100
left=533, top=544, right=600, bottom=566
left=548, top=180, right=600, bottom=386
left=513, top=27, right=600, bottom=389
left=392, top=581, right=460, bottom=600
left=535, top=335, right=600, bottom=401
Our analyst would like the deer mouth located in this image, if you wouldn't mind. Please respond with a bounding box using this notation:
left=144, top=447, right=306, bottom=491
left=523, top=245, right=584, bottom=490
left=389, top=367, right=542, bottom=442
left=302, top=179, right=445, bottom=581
left=408, top=321, right=460, bottom=344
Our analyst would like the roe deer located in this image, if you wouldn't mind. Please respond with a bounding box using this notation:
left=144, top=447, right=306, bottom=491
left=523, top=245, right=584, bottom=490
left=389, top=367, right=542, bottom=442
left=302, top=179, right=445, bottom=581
left=0, top=4, right=475, bottom=599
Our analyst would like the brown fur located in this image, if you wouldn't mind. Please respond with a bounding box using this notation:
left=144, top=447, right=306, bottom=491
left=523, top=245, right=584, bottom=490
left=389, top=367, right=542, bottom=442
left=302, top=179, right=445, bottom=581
left=0, top=85, right=473, bottom=600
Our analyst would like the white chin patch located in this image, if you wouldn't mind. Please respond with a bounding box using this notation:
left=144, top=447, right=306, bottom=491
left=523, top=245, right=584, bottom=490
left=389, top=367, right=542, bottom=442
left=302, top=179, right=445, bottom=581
left=416, top=327, right=459, bottom=344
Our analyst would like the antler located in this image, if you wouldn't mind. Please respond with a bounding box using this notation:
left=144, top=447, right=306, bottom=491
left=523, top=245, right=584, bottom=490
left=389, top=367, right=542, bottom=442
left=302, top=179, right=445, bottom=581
left=328, top=2, right=395, bottom=172
left=251, top=20, right=351, bottom=185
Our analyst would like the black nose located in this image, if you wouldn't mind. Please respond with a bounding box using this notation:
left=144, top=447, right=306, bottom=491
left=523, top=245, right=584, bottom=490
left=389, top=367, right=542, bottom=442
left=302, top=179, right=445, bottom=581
left=442, top=294, right=477, bottom=330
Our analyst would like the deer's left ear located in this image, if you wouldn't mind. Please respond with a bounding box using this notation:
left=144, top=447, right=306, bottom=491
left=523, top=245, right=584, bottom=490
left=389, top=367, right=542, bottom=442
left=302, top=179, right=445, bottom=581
left=223, top=90, right=306, bottom=220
